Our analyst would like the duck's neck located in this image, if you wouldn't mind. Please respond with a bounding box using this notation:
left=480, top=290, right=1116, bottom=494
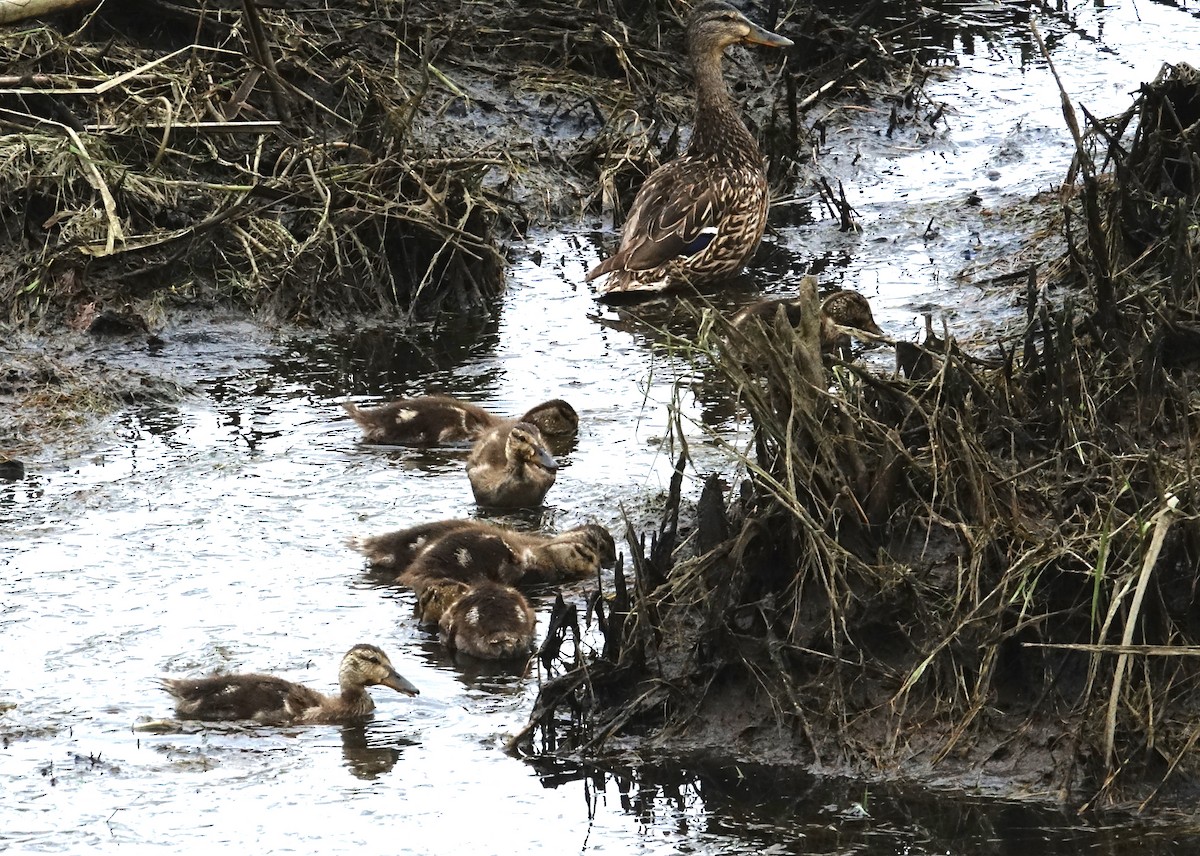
left=335, top=685, right=376, bottom=718
left=688, top=48, right=762, bottom=167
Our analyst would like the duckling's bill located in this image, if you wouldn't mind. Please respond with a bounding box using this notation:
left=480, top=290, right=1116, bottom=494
left=381, top=670, right=420, bottom=696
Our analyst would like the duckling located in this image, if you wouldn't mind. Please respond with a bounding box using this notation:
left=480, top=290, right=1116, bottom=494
left=352, top=519, right=616, bottom=585
left=511, top=524, right=619, bottom=584
left=466, top=421, right=558, bottom=508
left=342, top=395, right=578, bottom=446
left=348, top=519, right=477, bottom=573
left=160, top=644, right=419, bottom=725
left=416, top=579, right=472, bottom=625
left=397, top=526, right=524, bottom=594
left=438, top=580, right=536, bottom=660
left=730, top=290, right=884, bottom=356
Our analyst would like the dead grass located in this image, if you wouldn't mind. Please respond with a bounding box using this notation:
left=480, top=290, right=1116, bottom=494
left=524, top=62, right=1200, bottom=812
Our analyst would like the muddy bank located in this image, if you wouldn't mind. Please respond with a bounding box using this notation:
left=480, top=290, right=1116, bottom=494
left=526, top=60, right=1200, bottom=814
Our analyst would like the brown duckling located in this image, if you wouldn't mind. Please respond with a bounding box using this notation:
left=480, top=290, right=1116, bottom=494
left=342, top=395, right=578, bottom=446
left=160, top=644, right=419, bottom=725
left=438, top=580, right=536, bottom=660
left=731, top=290, right=884, bottom=356
left=416, top=579, right=472, bottom=625
left=352, top=519, right=616, bottom=585
left=511, top=523, right=618, bottom=584
left=347, top=519, right=478, bottom=574
left=396, top=526, right=524, bottom=594
left=466, top=421, right=558, bottom=508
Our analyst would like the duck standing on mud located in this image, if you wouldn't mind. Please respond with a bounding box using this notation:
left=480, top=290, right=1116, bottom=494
left=588, top=1, right=793, bottom=301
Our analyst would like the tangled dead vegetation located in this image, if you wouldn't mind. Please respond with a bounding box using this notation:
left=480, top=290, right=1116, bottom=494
left=0, top=0, right=895, bottom=328
left=525, top=63, right=1200, bottom=812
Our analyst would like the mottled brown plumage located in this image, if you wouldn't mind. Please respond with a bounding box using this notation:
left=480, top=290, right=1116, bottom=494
left=731, top=290, right=885, bottom=355
left=354, top=519, right=616, bottom=587
left=342, top=395, right=577, bottom=446
left=438, top=580, right=536, bottom=660
left=466, top=422, right=558, bottom=508
left=160, top=644, right=419, bottom=725
left=512, top=523, right=618, bottom=584
left=416, top=579, right=472, bottom=625
left=589, top=1, right=792, bottom=300
left=396, top=527, right=524, bottom=594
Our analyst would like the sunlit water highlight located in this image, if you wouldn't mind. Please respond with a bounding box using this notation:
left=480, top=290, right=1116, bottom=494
left=6, top=1, right=1200, bottom=852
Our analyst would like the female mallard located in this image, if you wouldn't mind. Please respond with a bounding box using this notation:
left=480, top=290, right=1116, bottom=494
left=588, top=1, right=792, bottom=301
left=466, top=422, right=559, bottom=508
left=438, top=580, right=536, bottom=661
left=342, top=395, right=577, bottom=446
left=731, top=290, right=885, bottom=355
left=160, top=644, right=419, bottom=725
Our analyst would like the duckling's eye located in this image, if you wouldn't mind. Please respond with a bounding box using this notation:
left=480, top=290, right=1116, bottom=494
left=362, top=654, right=380, bottom=664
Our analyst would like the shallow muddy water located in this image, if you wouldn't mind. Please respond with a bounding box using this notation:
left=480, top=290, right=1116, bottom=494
left=6, top=0, right=1200, bottom=852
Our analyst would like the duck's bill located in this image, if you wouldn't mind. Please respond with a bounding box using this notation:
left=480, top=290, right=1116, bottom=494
left=536, top=449, right=559, bottom=471
left=382, top=671, right=421, bottom=696
left=745, top=23, right=793, bottom=48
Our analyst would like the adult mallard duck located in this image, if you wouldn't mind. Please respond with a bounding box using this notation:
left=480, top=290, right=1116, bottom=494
left=439, top=580, right=536, bottom=660
left=588, top=1, right=792, bottom=301
left=160, top=644, right=419, bottom=725
left=466, top=422, right=559, bottom=508
left=342, top=395, right=578, bottom=446
left=731, top=290, right=885, bottom=355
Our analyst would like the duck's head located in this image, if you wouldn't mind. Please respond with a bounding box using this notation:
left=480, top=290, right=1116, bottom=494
left=687, top=1, right=793, bottom=55
left=520, top=399, right=579, bottom=437
left=507, top=422, right=559, bottom=472
left=571, top=524, right=618, bottom=568
left=417, top=580, right=471, bottom=625
left=820, top=291, right=885, bottom=353
left=339, top=644, right=420, bottom=696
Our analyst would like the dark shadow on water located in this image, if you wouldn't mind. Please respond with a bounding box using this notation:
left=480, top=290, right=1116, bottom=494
left=530, top=757, right=1200, bottom=855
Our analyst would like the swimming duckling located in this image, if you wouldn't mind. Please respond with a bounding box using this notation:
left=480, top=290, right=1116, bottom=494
left=466, top=421, right=559, bottom=508
left=416, top=579, right=472, bottom=625
left=731, top=290, right=884, bottom=356
left=342, top=395, right=577, bottom=446
left=396, top=526, right=524, bottom=594
left=348, top=519, right=477, bottom=574
left=511, top=524, right=618, bottom=584
left=160, top=644, right=419, bottom=725
left=352, top=519, right=616, bottom=585
left=438, top=580, right=536, bottom=660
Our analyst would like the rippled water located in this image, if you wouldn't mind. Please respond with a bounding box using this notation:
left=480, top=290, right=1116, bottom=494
left=6, top=1, right=1200, bottom=852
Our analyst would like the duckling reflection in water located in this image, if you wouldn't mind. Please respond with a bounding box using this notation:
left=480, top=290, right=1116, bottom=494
left=730, top=290, right=885, bottom=358
left=466, top=421, right=559, bottom=508
left=438, top=580, right=536, bottom=661
left=342, top=395, right=577, bottom=446
left=160, top=644, right=419, bottom=725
